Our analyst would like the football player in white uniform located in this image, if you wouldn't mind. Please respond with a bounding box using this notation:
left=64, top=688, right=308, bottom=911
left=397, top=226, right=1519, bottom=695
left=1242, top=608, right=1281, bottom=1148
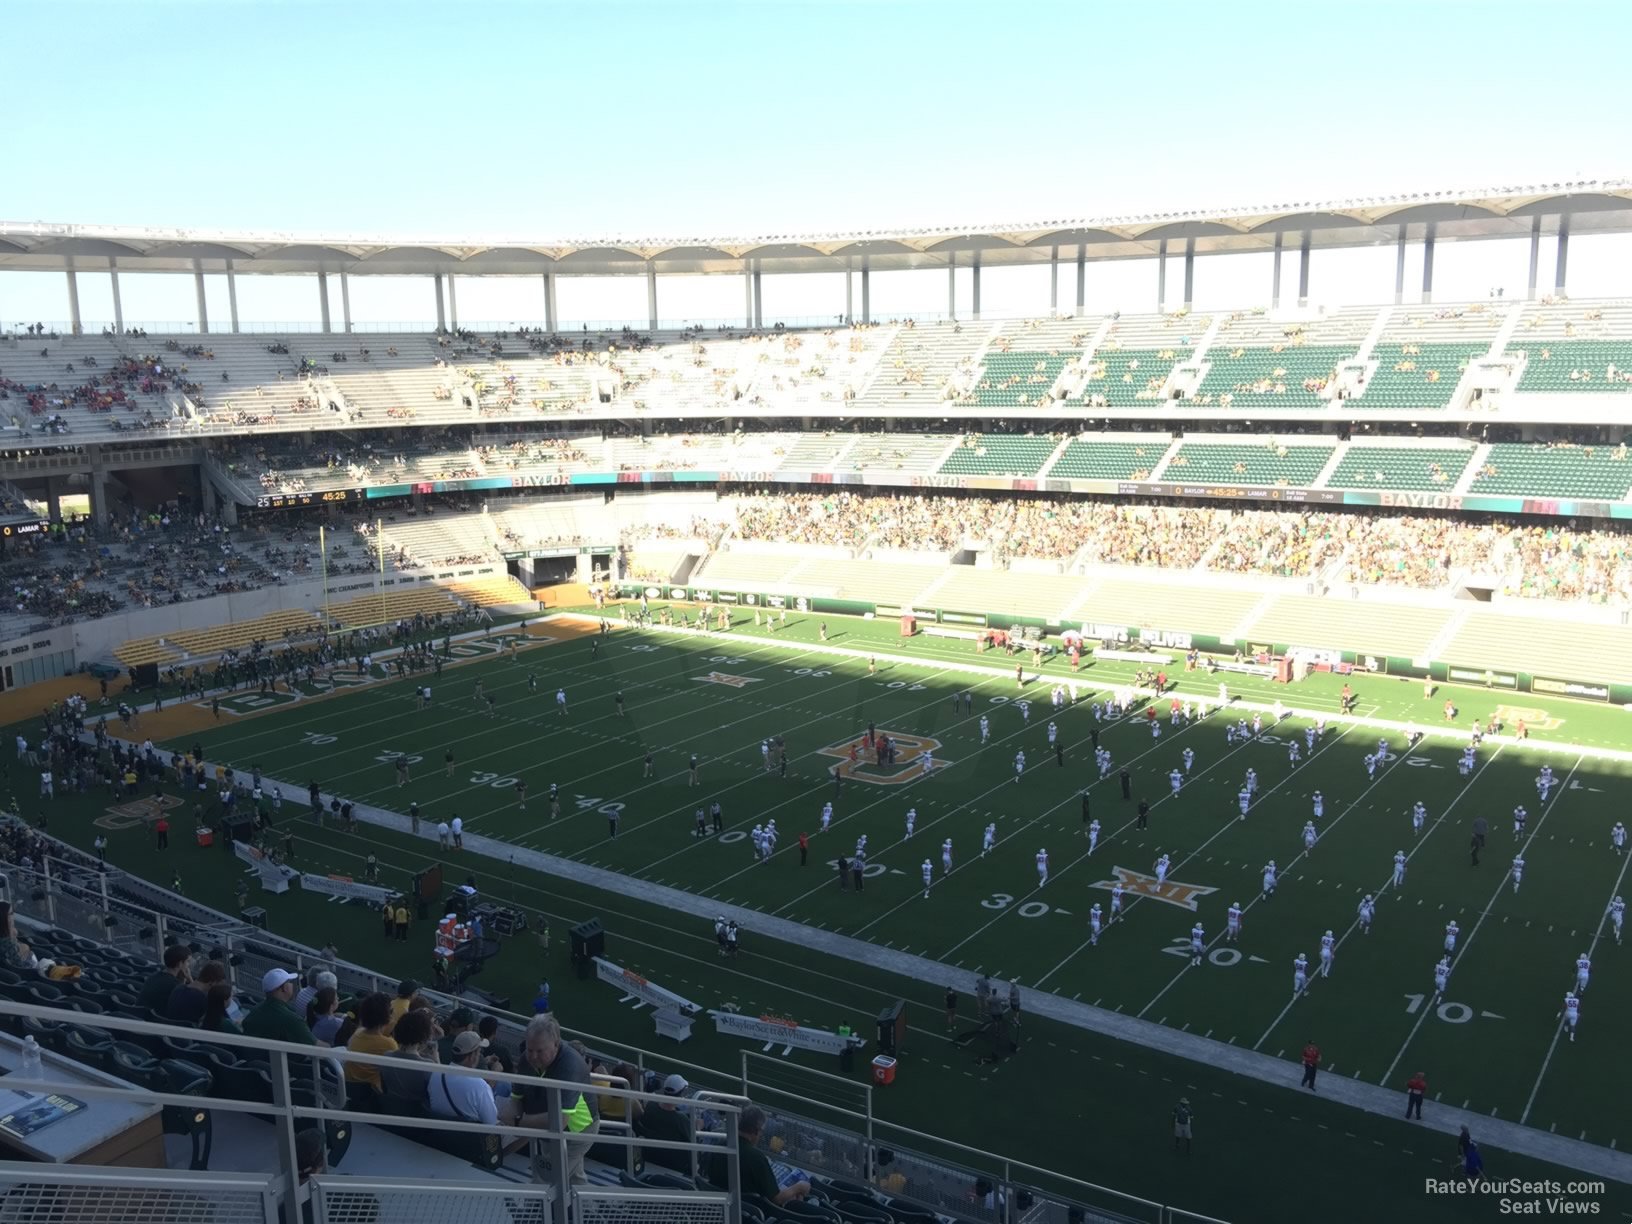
left=1287, top=739, right=1300, bottom=764
left=1304, top=725, right=1316, bottom=752
left=1109, top=882, right=1124, bottom=922
left=1089, top=903, right=1103, bottom=946
left=941, top=837, right=954, bottom=875
left=1190, top=923, right=1205, bottom=966
left=1225, top=902, right=1242, bottom=943
left=1302, top=821, right=1317, bottom=853
left=1575, top=953, right=1591, bottom=994
left=1444, top=920, right=1460, bottom=955
left=1510, top=854, right=1524, bottom=893
left=1433, top=955, right=1451, bottom=997
left=1047, top=720, right=1058, bottom=746
left=1013, top=750, right=1026, bottom=782
left=1609, top=896, right=1626, bottom=945
left=982, top=822, right=997, bottom=856
left=1561, top=991, right=1580, bottom=1042
left=980, top=715, right=990, bottom=744
left=1292, top=953, right=1309, bottom=996
left=1318, top=930, right=1335, bottom=977
left=1357, top=894, right=1375, bottom=935
left=1312, top=791, right=1325, bottom=820
left=1170, top=769, right=1183, bottom=796
left=1392, top=850, right=1407, bottom=890
left=1412, top=801, right=1426, bottom=836
left=1154, top=853, right=1171, bottom=886
left=1035, top=848, right=1049, bottom=887
left=1514, top=805, right=1528, bottom=837
left=1262, top=860, right=1278, bottom=900
left=820, top=802, right=833, bottom=833
left=1182, top=747, right=1195, bottom=773
left=855, top=833, right=868, bottom=860
left=921, top=859, right=933, bottom=898
left=1237, top=787, right=1251, bottom=819
left=904, top=807, right=916, bottom=839
left=1086, top=819, right=1100, bottom=854
left=1612, top=822, right=1626, bottom=855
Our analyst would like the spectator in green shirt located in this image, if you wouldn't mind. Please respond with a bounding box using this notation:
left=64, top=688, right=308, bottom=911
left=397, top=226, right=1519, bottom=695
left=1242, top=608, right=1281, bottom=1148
left=705, top=1105, right=810, bottom=1206
left=241, top=968, right=315, bottom=1045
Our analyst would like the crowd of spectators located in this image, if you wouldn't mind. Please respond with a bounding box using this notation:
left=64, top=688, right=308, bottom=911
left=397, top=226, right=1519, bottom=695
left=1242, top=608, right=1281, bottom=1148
left=1504, top=521, right=1632, bottom=604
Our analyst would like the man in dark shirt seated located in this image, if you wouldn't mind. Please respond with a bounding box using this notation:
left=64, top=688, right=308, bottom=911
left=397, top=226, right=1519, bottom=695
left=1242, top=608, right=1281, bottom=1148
left=635, top=1074, right=696, bottom=1173
left=138, top=945, right=193, bottom=1014
left=704, top=1105, right=811, bottom=1206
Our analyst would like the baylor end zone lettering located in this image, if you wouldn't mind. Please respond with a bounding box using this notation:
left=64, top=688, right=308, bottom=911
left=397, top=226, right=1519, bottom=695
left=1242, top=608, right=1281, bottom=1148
left=817, top=731, right=946, bottom=785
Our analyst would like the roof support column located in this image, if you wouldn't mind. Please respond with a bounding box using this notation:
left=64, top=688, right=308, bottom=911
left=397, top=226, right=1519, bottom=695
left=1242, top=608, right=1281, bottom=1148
left=971, top=251, right=981, bottom=321
left=226, top=260, right=240, bottom=333
left=1049, top=245, right=1059, bottom=313
left=1554, top=213, right=1570, bottom=295
left=752, top=267, right=763, bottom=330
left=543, top=273, right=558, bottom=333
left=108, top=258, right=123, bottom=334
left=1156, top=239, right=1169, bottom=312
left=1394, top=225, right=1407, bottom=305
left=947, top=251, right=956, bottom=319
left=845, top=264, right=853, bottom=326
left=317, top=271, right=331, bottom=333
left=1297, top=230, right=1312, bottom=308
left=1420, top=222, right=1436, bottom=305
left=433, top=274, right=446, bottom=330
left=194, top=258, right=210, bottom=334
left=1271, top=232, right=1283, bottom=309
left=744, top=266, right=753, bottom=329
left=448, top=276, right=460, bottom=328
left=65, top=262, right=82, bottom=336
left=1075, top=245, right=1085, bottom=316
left=1182, top=238, right=1195, bottom=310
left=861, top=261, right=870, bottom=325
left=646, top=264, right=658, bottom=332
left=340, top=269, right=352, bottom=334
left=1526, top=216, right=1541, bottom=300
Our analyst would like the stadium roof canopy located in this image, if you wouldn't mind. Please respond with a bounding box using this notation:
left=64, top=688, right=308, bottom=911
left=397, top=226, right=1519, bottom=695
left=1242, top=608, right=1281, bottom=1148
left=2, top=178, right=1630, bottom=279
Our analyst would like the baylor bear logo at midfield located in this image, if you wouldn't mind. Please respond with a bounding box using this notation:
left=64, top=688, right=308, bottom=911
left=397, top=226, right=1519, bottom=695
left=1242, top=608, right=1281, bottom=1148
left=817, top=732, right=946, bottom=785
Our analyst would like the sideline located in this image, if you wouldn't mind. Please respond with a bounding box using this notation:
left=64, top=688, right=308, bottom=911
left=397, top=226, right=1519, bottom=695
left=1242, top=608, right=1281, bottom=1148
left=133, top=617, right=1632, bottom=1189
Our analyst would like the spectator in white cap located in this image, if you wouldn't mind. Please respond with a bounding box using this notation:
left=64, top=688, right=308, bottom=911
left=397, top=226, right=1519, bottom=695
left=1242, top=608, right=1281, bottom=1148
left=635, top=1073, right=695, bottom=1172
left=428, top=1031, right=499, bottom=1125
left=241, top=968, right=316, bottom=1045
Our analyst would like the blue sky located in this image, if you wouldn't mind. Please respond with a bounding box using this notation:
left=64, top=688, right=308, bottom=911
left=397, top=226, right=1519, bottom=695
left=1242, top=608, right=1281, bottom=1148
left=2, top=0, right=1627, bottom=327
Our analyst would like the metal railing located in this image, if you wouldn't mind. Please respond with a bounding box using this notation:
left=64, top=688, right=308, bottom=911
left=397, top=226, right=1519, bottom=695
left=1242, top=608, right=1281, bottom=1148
left=0, top=997, right=742, bottom=1224
left=0, top=826, right=1224, bottom=1223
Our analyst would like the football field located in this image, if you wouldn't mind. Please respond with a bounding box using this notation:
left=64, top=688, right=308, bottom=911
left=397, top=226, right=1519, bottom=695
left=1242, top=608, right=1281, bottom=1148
left=163, top=609, right=1632, bottom=1163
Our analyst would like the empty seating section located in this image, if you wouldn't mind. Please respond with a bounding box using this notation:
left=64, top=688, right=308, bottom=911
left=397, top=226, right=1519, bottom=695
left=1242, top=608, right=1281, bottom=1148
left=603, top=431, right=797, bottom=473
left=860, top=322, right=995, bottom=409
left=789, top=558, right=942, bottom=605
left=449, top=575, right=533, bottom=607
left=697, top=549, right=810, bottom=589
left=1164, top=442, right=1335, bottom=486
left=378, top=515, right=498, bottom=566
left=328, top=584, right=465, bottom=628
left=625, top=545, right=690, bottom=582
left=937, top=435, right=1058, bottom=477
left=1193, top=309, right=1371, bottom=409
left=1048, top=439, right=1168, bottom=481
left=1442, top=612, right=1632, bottom=686
left=1083, top=578, right=1264, bottom=639
left=1250, top=596, right=1449, bottom=661
left=775, top=433, right=855, bottom=475
left=1469, top=443, right=1632, bottom=500
left=114, top=638, right=180, bottom=667
left=849, top=435, right=954, bottom=474
left=162, top=608, right=320, bottom=659
left=1353, top=305, right=1503, bottom=409
left=1512, top=300, right=1632, bottom=393
left=492, top=501, right=600, bottom=550
left=737, top=325, right=899, bottom=412
left=931, top=568, right=1092, bottom=618
left=1324, top=446, right=1475, bottom=491
left=1079, top=312, right=1208, bottom=407
left=964, top=316, right=1100, bottom=408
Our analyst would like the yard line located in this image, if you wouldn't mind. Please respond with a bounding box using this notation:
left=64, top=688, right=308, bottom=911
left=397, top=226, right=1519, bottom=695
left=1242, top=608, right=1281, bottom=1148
left=1519, top=815, right=1632, bottom=1124
left=1378, top=756, right=1584, bottom=1089
left=835, top=701, right=1226, bottom=938
left=1247, top=743, right=1509, bottom=1051
left=1030, top=719, right=1361, bottom=993
left=938, top=712, right=1330, bottom=966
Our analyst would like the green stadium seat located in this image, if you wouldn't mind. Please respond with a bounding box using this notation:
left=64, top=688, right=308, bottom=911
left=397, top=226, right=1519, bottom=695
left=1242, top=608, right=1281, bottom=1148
left=1324, top=447, right=1474, bottom=491
left=937, top=435, right=1057, bottom=477
left=964, top=351, right=1070, bottom=408
left=1514, top=341, right=1632, bottom=393
left=1048, top=440, right=1167, bottom=481
left=1468, top=443, right=1632, bottom=501
left=1079, top=347, right=1190, bottom=407
left=1354, top=344, right=1484, bottom=409
left=1193, top=344, right=1351, bottom=409
left=1164, top=443, right=1334, bottom=487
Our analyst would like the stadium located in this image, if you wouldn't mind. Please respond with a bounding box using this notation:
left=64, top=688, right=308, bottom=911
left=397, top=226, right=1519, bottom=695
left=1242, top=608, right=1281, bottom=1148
left=2, top=8, right=1632, bottom=1223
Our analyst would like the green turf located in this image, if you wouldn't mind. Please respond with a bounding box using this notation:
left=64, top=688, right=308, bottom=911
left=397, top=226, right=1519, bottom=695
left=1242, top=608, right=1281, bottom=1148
left=15, top=613, right=1632, bottom=1222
